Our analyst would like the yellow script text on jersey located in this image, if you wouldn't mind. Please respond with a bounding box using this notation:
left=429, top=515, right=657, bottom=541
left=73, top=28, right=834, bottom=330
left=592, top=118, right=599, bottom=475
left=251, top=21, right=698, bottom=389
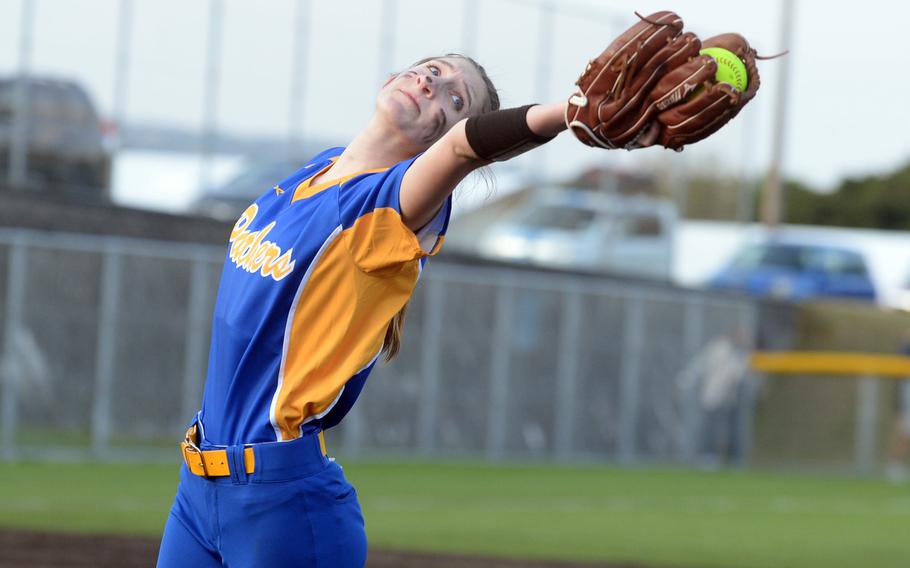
left=229, top=204, right=296, bottom=281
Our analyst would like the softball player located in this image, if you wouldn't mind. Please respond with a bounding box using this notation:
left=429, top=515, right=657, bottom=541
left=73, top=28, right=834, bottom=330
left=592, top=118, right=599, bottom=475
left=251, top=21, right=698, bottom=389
left=155, top=54, right=569, bottom=567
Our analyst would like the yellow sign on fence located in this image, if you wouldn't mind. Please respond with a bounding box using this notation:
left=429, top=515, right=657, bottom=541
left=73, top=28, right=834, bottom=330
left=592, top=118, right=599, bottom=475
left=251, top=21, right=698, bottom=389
left=751, top=352, right=910, bottom=378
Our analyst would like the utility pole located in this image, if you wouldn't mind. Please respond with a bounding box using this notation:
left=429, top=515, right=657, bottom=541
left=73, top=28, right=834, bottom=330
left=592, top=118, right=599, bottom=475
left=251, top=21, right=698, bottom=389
left=761, top=0, right=795, bottom=227
left=531, top=0, right=554, bottom=191
left=288, top=0, right=311, bottom=158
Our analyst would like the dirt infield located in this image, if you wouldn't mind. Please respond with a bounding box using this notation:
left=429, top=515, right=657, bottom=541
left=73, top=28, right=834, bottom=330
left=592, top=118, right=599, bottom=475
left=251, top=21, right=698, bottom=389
left=0, top=529, right=655, bottom=568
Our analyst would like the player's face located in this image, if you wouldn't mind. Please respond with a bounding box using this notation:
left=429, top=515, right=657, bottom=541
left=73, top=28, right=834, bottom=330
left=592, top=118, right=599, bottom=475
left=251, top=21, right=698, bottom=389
left=378, top=57, right=488, bottom=151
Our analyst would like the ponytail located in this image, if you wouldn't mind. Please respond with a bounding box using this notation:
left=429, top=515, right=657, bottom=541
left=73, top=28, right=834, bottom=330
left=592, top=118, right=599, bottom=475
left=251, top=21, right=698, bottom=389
left=381, top=301, right=409, bottom=361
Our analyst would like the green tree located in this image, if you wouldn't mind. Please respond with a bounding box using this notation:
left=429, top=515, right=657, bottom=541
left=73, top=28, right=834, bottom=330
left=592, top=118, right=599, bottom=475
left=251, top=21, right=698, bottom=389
left=783, top=160, right=910, bottom=230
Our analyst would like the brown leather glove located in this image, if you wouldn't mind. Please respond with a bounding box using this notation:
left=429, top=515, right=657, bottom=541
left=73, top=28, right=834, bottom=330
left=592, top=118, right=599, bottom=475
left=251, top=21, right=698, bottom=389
left=656, top=33, right=761, bottom=150
left=565, top=11, right=707, bottom=150
left=566, top=12, right=768, bottom=151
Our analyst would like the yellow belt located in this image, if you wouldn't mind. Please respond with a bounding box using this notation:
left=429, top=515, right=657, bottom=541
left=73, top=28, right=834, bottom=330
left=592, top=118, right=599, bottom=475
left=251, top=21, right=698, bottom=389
left=181, top=425, right=327, bottom=478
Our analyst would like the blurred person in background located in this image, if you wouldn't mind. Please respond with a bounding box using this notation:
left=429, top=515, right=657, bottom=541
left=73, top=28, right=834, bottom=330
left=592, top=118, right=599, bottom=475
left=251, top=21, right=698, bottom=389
left=680, top=325, right=752, bottom=468
left=155, top=52, right=575, bottom=568
left=886, top=333, right=910, bottom=483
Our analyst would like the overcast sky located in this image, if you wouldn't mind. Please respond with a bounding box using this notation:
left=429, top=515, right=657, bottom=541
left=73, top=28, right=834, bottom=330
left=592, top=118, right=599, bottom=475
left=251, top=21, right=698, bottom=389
left=1, top=0, right=908, bottom=191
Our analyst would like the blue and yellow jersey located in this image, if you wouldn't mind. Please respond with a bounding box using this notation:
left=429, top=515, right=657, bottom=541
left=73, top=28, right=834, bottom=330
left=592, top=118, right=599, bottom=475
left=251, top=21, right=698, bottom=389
left=196, top=147, right=450, bottom=446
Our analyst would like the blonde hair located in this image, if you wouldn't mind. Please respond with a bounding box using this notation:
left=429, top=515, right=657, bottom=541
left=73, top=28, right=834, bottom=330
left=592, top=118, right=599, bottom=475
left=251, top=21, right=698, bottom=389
left=380, top=54, right=499, bottom=362
left=381, top=302, right=408, bottom=362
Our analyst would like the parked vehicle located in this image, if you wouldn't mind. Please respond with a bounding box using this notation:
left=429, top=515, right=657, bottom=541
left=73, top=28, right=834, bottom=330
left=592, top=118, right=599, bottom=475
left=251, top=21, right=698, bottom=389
left=709, top=240, right=877, bottom=302
left=479, top=189, right=676, bottom=279
left=191, top=158, right=305, bottom=222
left=0, top=76, right=112, bottom=201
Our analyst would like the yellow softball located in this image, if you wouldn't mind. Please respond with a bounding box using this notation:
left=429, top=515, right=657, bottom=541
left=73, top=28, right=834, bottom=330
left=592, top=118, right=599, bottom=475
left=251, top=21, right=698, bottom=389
left=700, top=47, right=748, bottom=91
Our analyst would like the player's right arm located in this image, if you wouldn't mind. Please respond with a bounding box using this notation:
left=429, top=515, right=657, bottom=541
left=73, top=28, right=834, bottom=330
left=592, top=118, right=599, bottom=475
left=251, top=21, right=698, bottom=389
left=399, top=102, right=567, bottom=232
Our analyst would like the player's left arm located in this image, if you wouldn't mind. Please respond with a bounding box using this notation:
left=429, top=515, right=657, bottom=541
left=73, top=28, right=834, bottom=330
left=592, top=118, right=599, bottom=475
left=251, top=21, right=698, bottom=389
left=399, top=102, right=567, bottom=231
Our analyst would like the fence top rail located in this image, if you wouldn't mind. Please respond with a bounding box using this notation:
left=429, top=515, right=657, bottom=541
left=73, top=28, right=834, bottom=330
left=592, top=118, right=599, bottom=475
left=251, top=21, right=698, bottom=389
left=751, top=351, right=910, bottom=378
left=0, top=228, right=226, bottom=262
left=0, top=228, right=754, bottom=312
left=426, top=263, right=755, bottom=311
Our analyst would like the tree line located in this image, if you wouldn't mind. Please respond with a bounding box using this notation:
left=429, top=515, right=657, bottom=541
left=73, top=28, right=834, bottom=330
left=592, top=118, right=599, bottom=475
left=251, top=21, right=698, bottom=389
left=682, top=159, right=910, bottom=230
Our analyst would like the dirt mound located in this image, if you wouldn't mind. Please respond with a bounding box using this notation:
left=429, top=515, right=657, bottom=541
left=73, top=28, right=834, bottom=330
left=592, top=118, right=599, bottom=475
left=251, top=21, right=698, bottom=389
left=0, top=529, right=657, bottom=568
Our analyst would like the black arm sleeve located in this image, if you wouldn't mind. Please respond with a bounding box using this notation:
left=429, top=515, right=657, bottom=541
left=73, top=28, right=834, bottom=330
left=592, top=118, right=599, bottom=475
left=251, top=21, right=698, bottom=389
left=464, top=104, right=556, bottom=162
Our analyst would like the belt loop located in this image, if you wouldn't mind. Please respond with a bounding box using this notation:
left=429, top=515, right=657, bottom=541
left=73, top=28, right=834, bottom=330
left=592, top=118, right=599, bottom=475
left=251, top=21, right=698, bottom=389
left=249, top=445, right=262, bottom=483
left=227, top=445, right=249, bottom=485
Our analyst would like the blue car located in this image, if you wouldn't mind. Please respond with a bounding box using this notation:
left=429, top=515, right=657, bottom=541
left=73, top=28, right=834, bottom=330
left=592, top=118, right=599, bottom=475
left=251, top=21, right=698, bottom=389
left=709, top=241, right=877, bottom=302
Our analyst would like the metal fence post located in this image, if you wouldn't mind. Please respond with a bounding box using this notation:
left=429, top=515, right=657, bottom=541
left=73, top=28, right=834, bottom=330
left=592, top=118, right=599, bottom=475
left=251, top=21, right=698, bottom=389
left=554, top=286, right=582, bottom=461
left=618, top=295, right=644, bottom=464
left=198, top=0, right=225, bottom=193
left=679, top=295, right=705, bottom=463
left=181, top=253, right=213, bottom=424
left=91, top=243, right=122, bottom=458
left=7, top=0, right=35, bottom=189
left=736, top=304, right=761, bottom=467
left=339, top=401, right=365, bottom=458
left=1, top=238, right=28, bottom=461
left=486, top=282, right=514, bottom=461
left=417, top=279, right=444, bottom=456
left=854, top=375, right=879, bottom=475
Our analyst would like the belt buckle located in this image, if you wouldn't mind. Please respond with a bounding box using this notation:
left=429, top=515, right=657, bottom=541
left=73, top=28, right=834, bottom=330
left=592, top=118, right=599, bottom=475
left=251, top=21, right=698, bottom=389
left=183, top=426, right=209, bottom=477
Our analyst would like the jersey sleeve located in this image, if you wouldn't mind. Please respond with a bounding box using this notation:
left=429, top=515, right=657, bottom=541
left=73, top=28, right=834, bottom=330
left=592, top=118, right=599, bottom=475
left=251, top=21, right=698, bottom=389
left=338, top=156, right=451, bottom=274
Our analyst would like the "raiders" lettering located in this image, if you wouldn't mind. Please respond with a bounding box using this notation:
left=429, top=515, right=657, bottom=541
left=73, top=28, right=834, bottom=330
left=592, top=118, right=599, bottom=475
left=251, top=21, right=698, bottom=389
left=229, top=205, right=296, bottom=281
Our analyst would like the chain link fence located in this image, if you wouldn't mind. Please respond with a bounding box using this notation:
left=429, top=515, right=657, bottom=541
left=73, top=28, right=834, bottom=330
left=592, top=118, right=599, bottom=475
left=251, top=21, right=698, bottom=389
left=0, top=228, right=756, bottom=464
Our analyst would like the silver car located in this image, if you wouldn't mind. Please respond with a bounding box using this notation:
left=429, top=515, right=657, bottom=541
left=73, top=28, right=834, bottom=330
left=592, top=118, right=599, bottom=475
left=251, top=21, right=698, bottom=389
left=480, top=189, right=676, bottom=279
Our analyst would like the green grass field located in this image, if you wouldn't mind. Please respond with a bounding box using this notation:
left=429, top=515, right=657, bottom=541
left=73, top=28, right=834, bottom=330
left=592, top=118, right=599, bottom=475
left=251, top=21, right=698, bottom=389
left=0, top=460, right=908, bottom=568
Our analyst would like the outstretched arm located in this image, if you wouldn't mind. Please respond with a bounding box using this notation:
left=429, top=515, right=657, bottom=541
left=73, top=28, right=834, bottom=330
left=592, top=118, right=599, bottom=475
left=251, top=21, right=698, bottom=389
left=526, top=102, right=571, bottom=138
left=399, top=102, right=567, bottom=231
